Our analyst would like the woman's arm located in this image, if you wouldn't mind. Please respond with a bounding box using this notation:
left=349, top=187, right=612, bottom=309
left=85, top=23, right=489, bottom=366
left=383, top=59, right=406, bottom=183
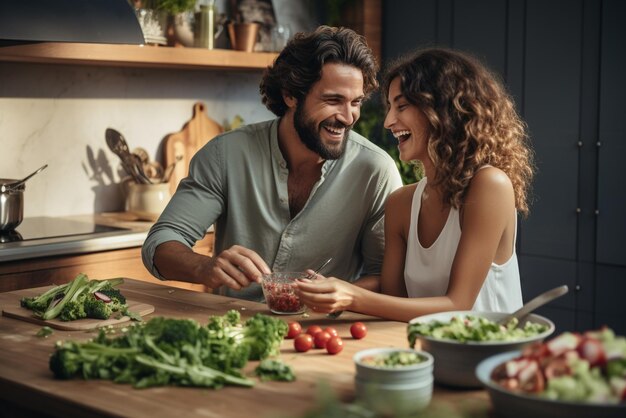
left=380, top=186, right=412, bottom=297
left=297, top=168, right=516, bottom=322
left=445, top=167, right=516, bottom=307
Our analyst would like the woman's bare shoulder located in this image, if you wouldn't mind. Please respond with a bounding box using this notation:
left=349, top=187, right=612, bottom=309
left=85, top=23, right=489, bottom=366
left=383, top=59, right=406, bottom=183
left=471, top=166, right=513, bottom=191
left=386, top=183, right=419, bottom=208
left=465, top=166, right=514, bottom=209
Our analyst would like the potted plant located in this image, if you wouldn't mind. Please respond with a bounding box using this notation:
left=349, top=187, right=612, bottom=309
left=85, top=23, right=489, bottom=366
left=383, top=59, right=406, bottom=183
left=134, top=0, right=197, bottom=46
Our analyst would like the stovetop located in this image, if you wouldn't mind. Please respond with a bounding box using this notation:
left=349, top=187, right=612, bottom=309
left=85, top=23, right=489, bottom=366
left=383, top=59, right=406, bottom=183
left=0, top=216, right=148, bottom=262
left=0, top=217, right=126, bottom=243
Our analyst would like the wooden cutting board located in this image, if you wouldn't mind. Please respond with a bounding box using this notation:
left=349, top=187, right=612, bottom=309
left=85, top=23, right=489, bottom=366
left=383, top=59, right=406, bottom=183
left=1, top=287, right=155, bottom=331
left=163, top=102, right=224, bottom=195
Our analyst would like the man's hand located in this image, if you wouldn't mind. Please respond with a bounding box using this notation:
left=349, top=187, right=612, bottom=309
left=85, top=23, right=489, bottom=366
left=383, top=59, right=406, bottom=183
left=202, top=245, right=271, bottom=290
left=153, top=241, right=270, bottom=291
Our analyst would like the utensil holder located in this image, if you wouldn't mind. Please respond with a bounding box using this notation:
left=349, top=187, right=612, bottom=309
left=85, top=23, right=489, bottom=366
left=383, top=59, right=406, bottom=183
left=125, top=182, right=171, bottom=221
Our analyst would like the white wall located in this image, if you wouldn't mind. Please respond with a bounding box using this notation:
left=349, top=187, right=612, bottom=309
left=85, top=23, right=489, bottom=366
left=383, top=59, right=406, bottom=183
left=0, top=0, right=316, bottom=218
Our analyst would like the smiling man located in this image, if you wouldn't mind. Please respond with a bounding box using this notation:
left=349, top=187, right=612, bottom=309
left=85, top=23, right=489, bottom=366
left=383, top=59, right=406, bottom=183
left=142, top=26, right=402, bottom=301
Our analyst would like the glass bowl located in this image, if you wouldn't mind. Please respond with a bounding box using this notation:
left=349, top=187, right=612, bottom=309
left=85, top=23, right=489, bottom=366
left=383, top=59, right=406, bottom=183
left=261, top=272, right=306, bottom=315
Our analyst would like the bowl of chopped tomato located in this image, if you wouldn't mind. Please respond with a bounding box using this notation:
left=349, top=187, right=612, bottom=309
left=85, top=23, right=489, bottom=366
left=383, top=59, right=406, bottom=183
left=475, top=327, right=626, bottom=418
left=261, top=272, right=306, bottom=315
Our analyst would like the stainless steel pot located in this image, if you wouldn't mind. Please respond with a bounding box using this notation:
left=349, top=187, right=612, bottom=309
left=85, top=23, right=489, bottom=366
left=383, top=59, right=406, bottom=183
left=0, top=179, right=25, bottom=231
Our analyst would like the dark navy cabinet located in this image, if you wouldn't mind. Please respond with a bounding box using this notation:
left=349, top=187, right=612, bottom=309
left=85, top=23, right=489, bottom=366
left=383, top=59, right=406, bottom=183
left=382, top=0, right=625, bottom=334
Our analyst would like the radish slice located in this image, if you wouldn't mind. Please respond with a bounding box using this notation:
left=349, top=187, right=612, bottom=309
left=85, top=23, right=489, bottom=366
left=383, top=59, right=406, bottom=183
left=94, top=292, right=112, bottom=303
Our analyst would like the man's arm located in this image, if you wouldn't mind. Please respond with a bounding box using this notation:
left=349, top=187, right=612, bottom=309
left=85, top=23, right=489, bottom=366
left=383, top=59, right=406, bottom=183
left=153, top=241, right=271, bottom=290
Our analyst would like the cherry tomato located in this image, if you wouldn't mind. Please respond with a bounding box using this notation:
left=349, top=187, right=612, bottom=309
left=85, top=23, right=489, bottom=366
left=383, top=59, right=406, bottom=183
left=294, top=334, right=314, bottom=352
left=286, top=322, right=302, bottom=339
left=306, top=325, right=323, bottom=337
left=324, top=327, right=338, bottom=338
left=326, top=336, right=343, bottom=355
left=314, top=331, right=332, bottom=349
left=350, top=322, right=367, bottom=339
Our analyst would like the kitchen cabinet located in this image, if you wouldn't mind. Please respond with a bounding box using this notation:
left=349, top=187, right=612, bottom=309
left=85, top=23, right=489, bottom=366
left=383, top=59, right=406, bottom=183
left=0, top=42, right=277, bottom=70
left=0, top=214, right=214, bottom=294
left=382, top=0, right=625, bottom=335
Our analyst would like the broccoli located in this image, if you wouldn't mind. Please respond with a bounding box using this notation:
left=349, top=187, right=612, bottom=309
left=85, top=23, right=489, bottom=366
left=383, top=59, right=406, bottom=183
left=49, top=313, right=265, bottom=389
left=237, top=313, right=289, bottom=360
left=20, top=274, right=127, bottom=321
left=20, top=282, right=70, bottom=315
left=48, top=312, right=291, bottom=390
left=254, top=359, right=296, bottom=382
left=49, top=340, right=140, bottom=380
left=84, top=295, right=113, bottom=320
left=41, top=273, right=91, bottom=320
left=97, top=286, right=126, bottom=313
left=58, top=296, right=87, bottom=321
left=36, top=326, right=54, bottom=338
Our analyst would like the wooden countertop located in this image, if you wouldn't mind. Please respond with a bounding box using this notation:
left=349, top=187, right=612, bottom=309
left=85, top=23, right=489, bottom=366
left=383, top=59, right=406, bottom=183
left=0, top=279, right=490, bottom=418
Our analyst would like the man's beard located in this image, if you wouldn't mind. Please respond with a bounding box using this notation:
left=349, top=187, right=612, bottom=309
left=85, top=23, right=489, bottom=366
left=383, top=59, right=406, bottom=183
left=293, top=101, right=351, bottom=160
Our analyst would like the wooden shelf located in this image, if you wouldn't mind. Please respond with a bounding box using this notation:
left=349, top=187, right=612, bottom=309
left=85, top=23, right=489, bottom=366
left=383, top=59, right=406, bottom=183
left=0, top=42, right=278, bottom=71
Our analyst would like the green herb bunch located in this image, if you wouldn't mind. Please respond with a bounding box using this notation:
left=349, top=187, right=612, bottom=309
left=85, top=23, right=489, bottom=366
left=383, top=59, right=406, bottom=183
left=49, top=310, right=289, bottom=389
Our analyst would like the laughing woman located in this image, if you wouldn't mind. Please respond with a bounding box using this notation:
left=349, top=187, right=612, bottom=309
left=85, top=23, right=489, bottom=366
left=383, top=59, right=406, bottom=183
left=297, top=48, right=535, bottom=322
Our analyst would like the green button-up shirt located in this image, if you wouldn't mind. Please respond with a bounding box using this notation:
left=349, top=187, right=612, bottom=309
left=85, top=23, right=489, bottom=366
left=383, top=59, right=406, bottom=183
left=142, top=118, right=402, bottom=301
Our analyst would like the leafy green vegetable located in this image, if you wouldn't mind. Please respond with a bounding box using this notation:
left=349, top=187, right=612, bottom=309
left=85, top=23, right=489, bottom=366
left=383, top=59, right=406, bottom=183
left=20, top=274, right=127, bottom=321
left=36, top=326, right=54, bottom=338
left=254, top=359, right=296, bottom=382
left=21, top=283, right=69, bottom=315
left=408, top=314, right=548, bottom=346
left=49, top=310, right=289, bottom=390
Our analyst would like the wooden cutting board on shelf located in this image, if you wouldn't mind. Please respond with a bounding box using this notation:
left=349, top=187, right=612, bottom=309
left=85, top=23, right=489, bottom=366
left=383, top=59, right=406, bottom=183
left=163, top=102, right=224, bottom=195
left=1, top=287, right=155, bottom=331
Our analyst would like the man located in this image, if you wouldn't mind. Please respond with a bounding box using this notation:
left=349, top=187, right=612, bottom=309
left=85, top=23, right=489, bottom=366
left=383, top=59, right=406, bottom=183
left=142, top=26, right=402, bottom=301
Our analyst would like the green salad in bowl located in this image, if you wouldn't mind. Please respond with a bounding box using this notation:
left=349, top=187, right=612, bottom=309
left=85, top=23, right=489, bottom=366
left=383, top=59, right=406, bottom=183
left=408, top=314, right=549, bottom=344
left=408, top=311, right=554, bottom=387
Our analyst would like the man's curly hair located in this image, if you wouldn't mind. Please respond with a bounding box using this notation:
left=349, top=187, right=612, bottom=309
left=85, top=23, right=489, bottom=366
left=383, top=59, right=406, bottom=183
left=382, top=48, right=534, bottom=216
left=260, top=26, right=378, bottom=117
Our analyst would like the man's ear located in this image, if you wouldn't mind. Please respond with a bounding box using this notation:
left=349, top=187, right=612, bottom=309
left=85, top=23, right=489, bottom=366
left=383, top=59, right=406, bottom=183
left=283, top=92, right=297, bottom=109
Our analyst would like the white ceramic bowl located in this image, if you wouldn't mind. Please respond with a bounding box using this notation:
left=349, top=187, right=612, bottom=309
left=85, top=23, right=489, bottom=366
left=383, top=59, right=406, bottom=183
left=409, top=311, right=554, bottom=388
left=353, top=348, right=434, bottom=415
left=261, top=272, right=306, bottom=315
left=476, top=351, right=626, bottom=418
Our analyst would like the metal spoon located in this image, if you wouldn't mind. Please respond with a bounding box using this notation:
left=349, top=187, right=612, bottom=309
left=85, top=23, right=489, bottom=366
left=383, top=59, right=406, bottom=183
left=301, top=257, right=344, bottom=319
left=305, top=258, right=333, bottom=279
left=498, top=285, right=569, bottom=326
left=0, top=164, right=48, bottom=193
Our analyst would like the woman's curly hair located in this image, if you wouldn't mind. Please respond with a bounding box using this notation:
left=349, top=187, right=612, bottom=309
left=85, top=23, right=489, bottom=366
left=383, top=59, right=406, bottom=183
left=260, top=26, right=379, bottom=117
left=382, top=48, right=534, bottom=216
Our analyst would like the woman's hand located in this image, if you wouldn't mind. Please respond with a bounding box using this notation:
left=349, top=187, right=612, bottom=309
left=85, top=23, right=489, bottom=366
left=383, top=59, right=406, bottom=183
left=296, top=271, right=358, bottom=313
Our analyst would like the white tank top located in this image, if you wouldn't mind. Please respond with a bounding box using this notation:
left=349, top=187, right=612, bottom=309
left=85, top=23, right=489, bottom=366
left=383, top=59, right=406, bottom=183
left=404, top=178, right=523, bottom=313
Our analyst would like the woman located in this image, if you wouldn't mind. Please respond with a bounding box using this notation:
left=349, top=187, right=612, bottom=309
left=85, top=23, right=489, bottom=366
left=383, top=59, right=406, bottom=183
left=296, top=48, right=534, bottom=322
